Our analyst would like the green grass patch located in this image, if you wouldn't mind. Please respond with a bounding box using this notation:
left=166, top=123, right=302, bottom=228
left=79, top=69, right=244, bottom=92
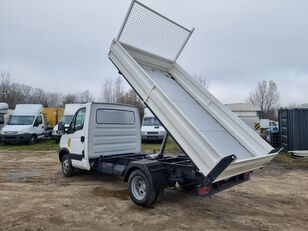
left=142, top=137, right=182, bottom=153
left=0, top=138, right=59, bottom=151
left=0, top=137, right=182, bottom=153
left=273, top=152, right=308, bottom=168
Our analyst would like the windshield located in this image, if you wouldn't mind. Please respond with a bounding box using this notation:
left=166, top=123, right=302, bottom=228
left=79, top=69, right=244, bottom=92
left=8, top=115, right=35, bottom=125
left=59, top=115, right=73, bottom=124
left=142, top=117, right=162, bottom=126
left=0, top=115, right=4, bottom=125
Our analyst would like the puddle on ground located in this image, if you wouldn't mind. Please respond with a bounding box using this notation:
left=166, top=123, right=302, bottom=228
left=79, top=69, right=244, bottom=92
left=6, top=171, right=42, bottom=180
left=92, top=187, right=129, bottom=200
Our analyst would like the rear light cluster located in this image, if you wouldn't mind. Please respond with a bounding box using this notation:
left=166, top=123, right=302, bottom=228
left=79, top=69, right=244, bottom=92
left=196, top=185, right=212, bottom=196
left=196, top=171, right=252, bottom=197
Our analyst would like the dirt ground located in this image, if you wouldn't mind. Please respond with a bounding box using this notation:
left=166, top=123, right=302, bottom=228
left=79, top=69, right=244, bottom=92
left=0, top=151, right=307, bottom=231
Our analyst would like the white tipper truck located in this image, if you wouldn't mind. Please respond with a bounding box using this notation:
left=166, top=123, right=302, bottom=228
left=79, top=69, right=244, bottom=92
left=58, top=1, right=280, bottom=207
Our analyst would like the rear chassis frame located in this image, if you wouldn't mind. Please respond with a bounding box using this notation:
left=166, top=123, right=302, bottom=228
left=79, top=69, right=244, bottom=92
left=90, top=152, right=251, bottom=196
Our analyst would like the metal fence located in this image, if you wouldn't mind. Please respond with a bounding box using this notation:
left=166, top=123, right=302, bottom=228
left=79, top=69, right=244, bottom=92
left=117, top=0, right=194, bottom=62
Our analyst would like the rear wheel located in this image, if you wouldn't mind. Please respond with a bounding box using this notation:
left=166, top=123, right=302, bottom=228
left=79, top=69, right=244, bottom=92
left=128, top=170, right=157, bottom=207
left=61, top=154, right=75, bottom=177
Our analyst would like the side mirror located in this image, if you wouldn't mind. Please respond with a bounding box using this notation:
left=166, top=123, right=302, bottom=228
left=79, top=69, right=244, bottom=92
left=58, top=122, right=66, bottom=134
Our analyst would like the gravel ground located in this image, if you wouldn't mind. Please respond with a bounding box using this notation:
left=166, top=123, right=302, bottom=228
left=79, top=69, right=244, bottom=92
left=0, top=150, right=307, bottom=231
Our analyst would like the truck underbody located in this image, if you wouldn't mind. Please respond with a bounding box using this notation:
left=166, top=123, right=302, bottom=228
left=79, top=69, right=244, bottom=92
left=86, top=151, right=251, bottom=206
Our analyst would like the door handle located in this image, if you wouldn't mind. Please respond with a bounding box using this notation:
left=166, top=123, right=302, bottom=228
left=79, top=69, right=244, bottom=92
left=80, top=136, right=85, bottom=142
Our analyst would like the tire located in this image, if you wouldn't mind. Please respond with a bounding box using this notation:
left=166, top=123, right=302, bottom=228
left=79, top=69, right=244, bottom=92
left=28, top=135, right=37, bottom=145
left=128, top=170, right=157, bottom=207
left=61, top=154, right=75, bottom=177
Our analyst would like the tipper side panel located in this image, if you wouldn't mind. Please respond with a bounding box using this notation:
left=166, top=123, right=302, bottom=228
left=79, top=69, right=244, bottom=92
left=109, top=0, right=278, bottom=181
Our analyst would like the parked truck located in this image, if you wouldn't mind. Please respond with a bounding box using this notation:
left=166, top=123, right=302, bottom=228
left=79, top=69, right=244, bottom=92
left=43, top=107, right=64, bottom=128
left=52, top=104, right=82, bottom=142
left=1, top=104, right=47, bottom=144
left=58, top=0, right=280, bottom=206
left=141, top=108, right=166, bottom=142
left=260, top=119, right=279, bottom=132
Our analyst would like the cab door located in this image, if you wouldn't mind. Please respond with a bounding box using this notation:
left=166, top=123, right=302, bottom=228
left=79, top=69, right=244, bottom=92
left=33, top=114, right=45, bottom=138
left=66, top=107, right=89, bottom=170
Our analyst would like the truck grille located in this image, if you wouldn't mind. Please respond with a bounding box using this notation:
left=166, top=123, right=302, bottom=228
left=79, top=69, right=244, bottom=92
left=147, top=132, right=159, bottom=135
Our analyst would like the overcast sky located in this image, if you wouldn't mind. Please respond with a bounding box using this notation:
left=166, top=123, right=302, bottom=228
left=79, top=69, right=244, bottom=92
left=1, top=0, right=307, bottom=106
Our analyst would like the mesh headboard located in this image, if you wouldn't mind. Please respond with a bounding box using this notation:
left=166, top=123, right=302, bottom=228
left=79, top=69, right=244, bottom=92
left=117, top=0, right=194, bottom=62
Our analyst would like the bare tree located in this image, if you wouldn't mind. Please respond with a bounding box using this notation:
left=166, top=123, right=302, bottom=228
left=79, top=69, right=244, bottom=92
left=62, top=94, right=78, bottom=105
left=101, top=78, right=114, bottom=103
left=119, top=89, right=144, bottom=119
left=0, top=71, right=12, bottom=102
left=193, top=73, right=209, bottom=89
left=114, top=76, right=124, bottom=103
left=100, top=76, right=124, bottom=103
left=248, top=80, right=279, bottom=120
left=30, top=88, right=48, bottom=106
left=46, top=92, right=63, bottom=107
left=0, top=73, right=96, bottom=108
left=77, top=90, right=94, bottom=103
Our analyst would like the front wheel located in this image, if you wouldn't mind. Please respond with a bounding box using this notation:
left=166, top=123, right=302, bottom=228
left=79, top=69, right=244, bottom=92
left=128, top=170, right=158, bottom=207
left=61, top=154, right=75, bottom=177
left=28, top=135, right=37, bottom=145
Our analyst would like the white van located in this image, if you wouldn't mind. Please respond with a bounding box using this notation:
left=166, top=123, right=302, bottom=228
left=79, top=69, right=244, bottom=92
left=1, top=104, right=46, bottom=144
left=52, top=104, right=82, bottom=142
left=141, top=108, right=166, bottom=142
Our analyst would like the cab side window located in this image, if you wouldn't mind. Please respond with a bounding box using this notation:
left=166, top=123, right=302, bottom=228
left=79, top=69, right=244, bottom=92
left=70, top=108, right=86, bottom=132
left=34, top=115, right=43, bottom=126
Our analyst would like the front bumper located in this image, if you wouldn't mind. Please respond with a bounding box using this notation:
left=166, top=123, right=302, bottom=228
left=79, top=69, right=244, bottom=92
left=1, top=133, right=32, bottom=143
left=141, top=134, right=165, bottom=141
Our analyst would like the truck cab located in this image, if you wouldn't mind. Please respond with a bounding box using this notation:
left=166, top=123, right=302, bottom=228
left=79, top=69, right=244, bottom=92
left=59, top=102, right=141, bottom=171
left=1, top=104, right=47, bottom=144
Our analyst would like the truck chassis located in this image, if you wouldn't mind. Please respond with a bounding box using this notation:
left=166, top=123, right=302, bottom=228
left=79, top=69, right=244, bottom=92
left=61, top=134, right=250, bottom=206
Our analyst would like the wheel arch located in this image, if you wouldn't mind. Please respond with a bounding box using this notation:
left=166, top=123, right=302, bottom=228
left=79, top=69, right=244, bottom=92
left=59, top=148, right=70, bottom=162
left=124, top=160, right=168, bottom=190
left=124, top=166, right=140, bottom=182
